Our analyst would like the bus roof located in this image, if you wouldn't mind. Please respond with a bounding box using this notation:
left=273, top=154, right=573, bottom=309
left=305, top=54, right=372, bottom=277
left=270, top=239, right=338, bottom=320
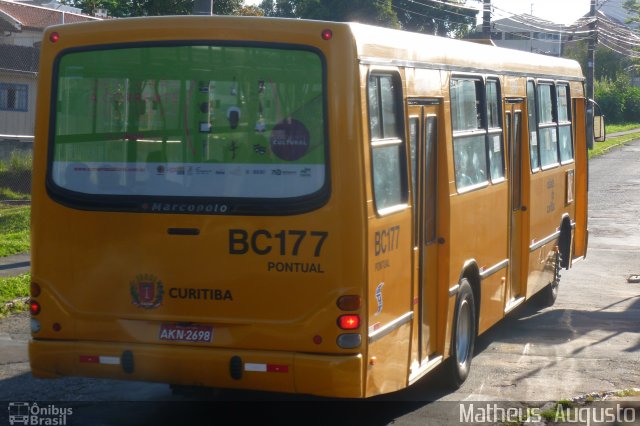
left=348, top=22, right=584, bottom=81
left=44, top=15, right=583, bottom=81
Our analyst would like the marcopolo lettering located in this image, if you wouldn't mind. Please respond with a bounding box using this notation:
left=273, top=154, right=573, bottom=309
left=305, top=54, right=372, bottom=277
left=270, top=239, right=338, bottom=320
left=151, top=203, right=229, bottom=214
left=169, top=288, right=233, bottom=301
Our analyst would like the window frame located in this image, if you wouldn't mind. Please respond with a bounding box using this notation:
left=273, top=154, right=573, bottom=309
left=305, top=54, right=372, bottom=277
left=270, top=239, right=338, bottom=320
left=450, top=74, right=504, bottom=193
left=556, top=82, right=574, bottom=165
left=45, top=41, right=331, bottom=216
left=527, top=79, right=541, bottom=173
left=485, top=77, right=505, bottom=184
left=367, top=70, right=408, bottom=216
left=536, top=80, right=560, bottom=170
left=0, top=83, right=28, bottom=112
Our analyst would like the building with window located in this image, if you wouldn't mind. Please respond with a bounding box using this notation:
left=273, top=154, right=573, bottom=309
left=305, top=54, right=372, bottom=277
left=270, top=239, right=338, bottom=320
left=0, top=44, right=38, bottom=142
left=478, top=15, right=564, bottom=57
left=0, top=0, right=98, bottom=145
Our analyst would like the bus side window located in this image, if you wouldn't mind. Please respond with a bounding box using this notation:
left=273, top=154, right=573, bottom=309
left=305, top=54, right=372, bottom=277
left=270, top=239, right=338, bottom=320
left=537, top=83, right=559, bottom=168
left=486, top=79, right=504, bottom=182
left=451, top=78, right=489, bottom=190
left=527, top=80, right=540, bottom=172
left=556, top=84, right=573, bottom=163
left=368, top=72, right=407, bottom=213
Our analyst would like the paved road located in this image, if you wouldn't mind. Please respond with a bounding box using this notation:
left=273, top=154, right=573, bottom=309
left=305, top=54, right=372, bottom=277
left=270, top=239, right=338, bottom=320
left=0, top=253, right=30, bottom=277
left=1, top=141, right=639, bottom=425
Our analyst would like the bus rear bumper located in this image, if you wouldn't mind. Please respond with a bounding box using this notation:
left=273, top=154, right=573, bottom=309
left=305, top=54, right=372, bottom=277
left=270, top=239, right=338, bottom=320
left=29, top=340, right=364, bottom=398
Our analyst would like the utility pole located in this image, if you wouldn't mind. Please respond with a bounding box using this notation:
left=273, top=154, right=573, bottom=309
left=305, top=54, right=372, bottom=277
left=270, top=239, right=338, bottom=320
left=586, top=0, right=597, bottom=149
left=483, top=0, right=491, bottom=38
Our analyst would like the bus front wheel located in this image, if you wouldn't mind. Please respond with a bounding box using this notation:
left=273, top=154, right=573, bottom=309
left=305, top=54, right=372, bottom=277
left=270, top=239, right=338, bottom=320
left=448, top=278, right=476, bottom=388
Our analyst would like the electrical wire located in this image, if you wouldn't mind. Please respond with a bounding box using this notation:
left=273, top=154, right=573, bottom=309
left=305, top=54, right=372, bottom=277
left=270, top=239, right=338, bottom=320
left=384, top=0, right=640, bottom=59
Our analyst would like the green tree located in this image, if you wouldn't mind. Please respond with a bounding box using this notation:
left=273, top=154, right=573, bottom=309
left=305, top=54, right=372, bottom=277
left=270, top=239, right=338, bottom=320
left=259, top=0, right=296, bottom=17
left=392, top=0, right=476, bottom=37
left=299, top=0, right=398, bottom=27
left=238, top=5, right=264, bottom=16
left=260, top=0, right=479, bottom=36
left=61, top=0, right=244, bottom=17
left=563, top=41, right=631, bottom=81
left=60, top=0, right=127, bottom=17
left=623, top=0, right=640, bottom=25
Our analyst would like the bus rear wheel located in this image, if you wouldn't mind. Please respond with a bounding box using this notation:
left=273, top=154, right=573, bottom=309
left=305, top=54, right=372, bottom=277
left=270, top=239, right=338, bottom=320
left=447, top=278, right=476, bottom=388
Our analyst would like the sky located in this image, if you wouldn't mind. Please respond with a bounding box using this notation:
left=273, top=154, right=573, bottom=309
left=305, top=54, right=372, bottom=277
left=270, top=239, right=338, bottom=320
left=482, top=0, right=592, bottom=24
left=243, top=0, right=593, bottom=25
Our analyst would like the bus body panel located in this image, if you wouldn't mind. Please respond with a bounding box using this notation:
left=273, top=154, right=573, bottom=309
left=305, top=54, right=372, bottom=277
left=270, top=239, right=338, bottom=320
left=31, top=18, right=370, bottom=395
left=572, top=95, right=589, bottom=261
left=526, top=163, right=575, bottom=297
left=29, top=340, right=364, bottom=398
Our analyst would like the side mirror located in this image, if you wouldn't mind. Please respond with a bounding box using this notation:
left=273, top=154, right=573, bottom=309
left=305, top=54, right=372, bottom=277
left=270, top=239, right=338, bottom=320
left=594, top=114, right=606, bottom=142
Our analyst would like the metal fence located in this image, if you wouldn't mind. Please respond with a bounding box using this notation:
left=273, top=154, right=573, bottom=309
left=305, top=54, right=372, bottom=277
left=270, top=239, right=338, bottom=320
left=1, top=43, right=38, bottom=204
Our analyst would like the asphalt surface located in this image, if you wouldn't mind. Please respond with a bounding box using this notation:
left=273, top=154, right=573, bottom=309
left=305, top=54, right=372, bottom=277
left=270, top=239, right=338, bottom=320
left=0, top=252, right=30, bottom=277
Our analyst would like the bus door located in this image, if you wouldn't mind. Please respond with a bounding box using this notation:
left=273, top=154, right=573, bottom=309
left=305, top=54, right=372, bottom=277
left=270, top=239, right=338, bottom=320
left=407, top=98, right=440, bottom=365
left=504, top=99, right=526, bottom=310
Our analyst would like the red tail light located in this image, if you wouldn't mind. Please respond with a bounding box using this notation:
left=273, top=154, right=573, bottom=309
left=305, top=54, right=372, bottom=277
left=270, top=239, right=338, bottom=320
left=30, top=300, right=41, bottom=315
left=338, top=314, right=360, bottom=330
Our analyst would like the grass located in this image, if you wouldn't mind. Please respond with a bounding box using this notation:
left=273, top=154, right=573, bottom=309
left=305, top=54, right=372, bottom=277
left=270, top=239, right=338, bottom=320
left=606, top=122, right=640, bottom=133
left=0, top=150, right=32, bottom=199
left=0, top=150, right=31, bottom=172
left=614, top=389, right=640, bottom=397
left=590, top=130, right=640, bottom=159
left=587, top=122, right=640, bottom=159
left=0, top=187, right=30, bottom=201
left=0, top=273, right=29, bottom=317
left=0, top=204, right=31, bottom=257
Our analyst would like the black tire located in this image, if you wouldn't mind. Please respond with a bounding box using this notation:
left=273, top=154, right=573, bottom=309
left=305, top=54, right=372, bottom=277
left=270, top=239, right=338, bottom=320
left=447, top=278, right=476, bottom=389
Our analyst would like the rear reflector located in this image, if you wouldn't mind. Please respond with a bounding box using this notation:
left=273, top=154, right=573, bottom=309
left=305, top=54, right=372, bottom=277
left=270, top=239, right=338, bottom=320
left=337, top=334, right=361, bottom=349
left=79, top=355, right=120, bottom=365
left=30, top=318, right=41, bottom=334
left=244, top=363, right=289, bottom=373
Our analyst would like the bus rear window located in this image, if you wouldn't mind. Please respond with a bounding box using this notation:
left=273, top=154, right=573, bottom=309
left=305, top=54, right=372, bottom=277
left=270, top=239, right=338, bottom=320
left=50, top=44, right=327, bottom=213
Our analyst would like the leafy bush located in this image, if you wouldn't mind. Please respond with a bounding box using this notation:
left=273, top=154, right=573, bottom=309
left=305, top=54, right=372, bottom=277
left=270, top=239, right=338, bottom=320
left=0, top=151, right=32, bottom=195
left=594, top=75, right=640, bottom=124
left=595, top=78, right=625, bottom=124
left=623, top=85, right=640, bottom=123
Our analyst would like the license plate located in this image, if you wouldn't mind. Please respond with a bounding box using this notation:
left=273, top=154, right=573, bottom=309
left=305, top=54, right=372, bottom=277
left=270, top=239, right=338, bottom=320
left=159, top=323, right=213, bottom=343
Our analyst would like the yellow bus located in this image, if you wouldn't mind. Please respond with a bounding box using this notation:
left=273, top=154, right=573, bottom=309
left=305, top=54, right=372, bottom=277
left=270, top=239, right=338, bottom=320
left=29, top=16, right=591, bottom=398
